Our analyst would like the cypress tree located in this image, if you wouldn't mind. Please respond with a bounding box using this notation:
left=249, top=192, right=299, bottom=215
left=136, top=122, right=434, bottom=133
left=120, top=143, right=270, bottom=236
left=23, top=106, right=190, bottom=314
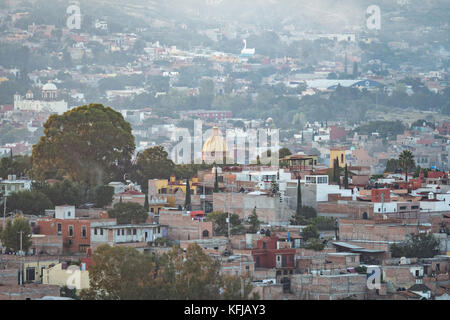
left=144, top=193, right=149, bottom=212
left=296, top=177, right=302, bottom=215
left=214, top=166, right=219, bottom=193
left=344, top=164, right=349, bottom=189
left=185, top=179, right=191, bottom=210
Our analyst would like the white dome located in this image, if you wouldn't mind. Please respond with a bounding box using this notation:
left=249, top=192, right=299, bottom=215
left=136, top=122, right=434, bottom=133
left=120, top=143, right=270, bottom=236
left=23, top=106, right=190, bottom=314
left=42, top=82, right=58, bottom=91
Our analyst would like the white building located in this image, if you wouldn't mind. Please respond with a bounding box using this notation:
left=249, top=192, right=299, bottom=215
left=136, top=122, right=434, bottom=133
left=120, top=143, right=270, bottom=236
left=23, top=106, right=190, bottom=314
left=90, top=222, right=162, bottom=247
left=0, top=175, right=32, bottom=196
left=14, top=82, right=68, bottom=115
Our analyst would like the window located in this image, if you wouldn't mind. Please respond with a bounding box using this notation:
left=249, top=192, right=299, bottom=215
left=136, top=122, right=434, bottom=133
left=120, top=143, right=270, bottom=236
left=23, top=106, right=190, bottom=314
left=399, top=206, right=407, bottom=210
left=94, top=228, right=98, bottom=235
left=121, top=229, right=125, bottom=236
left=117, top=229, right=120, bottom=236
left=133, top=229, right=137, bottom=235
left=82, top=226, right=87, bottom=238
left=67, top=211, right=71, bottom=217
left=100, top=229, right=103, bottom=236
left=127, top=229, right=131, bottom=235
left=68, top=226, right=73, bottom=237
left=26, top=267, right=35, bottom=282
left=263, top=242, right=267, bottom=249
left=57, top=223, right=62, bottom=235
left=255, top=257, right=260, bottom=268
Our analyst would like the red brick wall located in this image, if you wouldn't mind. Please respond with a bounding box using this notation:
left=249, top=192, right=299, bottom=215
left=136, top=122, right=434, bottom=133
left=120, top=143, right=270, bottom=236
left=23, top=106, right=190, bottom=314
left=371, top=189, right=390, bottom=203
left=37, top=218, right=91, bottom=253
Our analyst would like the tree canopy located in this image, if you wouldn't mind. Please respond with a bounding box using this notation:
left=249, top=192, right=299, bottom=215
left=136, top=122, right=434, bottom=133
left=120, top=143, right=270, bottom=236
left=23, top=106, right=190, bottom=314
left=107, top=202, right=148, bottom=225
left=134, top=146, right=175, bottom=192
left=0, top=216, right=32, bottom=252
left=79, top=243, right=258, bottom=300
left=32, top=104, right=135, bottom=188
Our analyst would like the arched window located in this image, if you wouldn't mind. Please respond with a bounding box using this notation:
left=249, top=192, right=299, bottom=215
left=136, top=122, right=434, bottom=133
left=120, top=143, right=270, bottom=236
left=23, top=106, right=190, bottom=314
left=202, top=230, right=209, bottom=238
left=362, top=212, right=368, bottom=220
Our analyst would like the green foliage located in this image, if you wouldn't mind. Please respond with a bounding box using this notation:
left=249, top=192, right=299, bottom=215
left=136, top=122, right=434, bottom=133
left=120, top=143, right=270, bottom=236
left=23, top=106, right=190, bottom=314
left=248, top=208, right=261, bottom=234
left=305, top=239, right=325, bottom=251
left=33, top=180, right=85, bottom=207
left=398, top=150, right=415, bottom=182
left=353, top=121, right=406, bottom=140
left=184, top=179, right=191, bottom=210
left=291, top=206, right=317, bottom=225
left=309, top=216, right=336, bottom=231
left=278, top=148, right=292, bottom=159
left=6, top=190, right=53, bottom=215
left=301, top=224, right=320, bottom=242
left=0, top=216, right=32, bottom=252
left=214, top=167, right=219, bottom=193
left=144, top=194, right=149, bottom=212
left=32, top=104, right=135, bottom=188
left=107, top=202, right=148, bottom=225
left=134, top=146, right=175, bottom=192
left=355, top=266, right=368, bottom=274
left=206, top=211, right=243, bottom=236
left=390, top=233, right=440, bottom=258
left=385, top=159, right=399, bottom=173
left=343, top=164, right=349, bottom=189
left=60, top=285, right=80, bottom=300
left=79, top=243, right=256, bottom=300
left=95, top=186, right=115, bottom=208
left=0, top=155, right=32, bottom=179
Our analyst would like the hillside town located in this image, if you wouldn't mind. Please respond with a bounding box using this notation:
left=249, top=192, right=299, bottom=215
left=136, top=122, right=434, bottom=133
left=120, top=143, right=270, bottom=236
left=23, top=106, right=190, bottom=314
left=0, top=0, right=449, bottom=301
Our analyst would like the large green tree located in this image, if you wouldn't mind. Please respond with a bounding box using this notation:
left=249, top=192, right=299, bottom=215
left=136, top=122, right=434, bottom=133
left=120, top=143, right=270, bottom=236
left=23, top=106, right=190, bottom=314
left=134, top=146, right=175, bottom=192
left=6, top=190, right=53, bottom=215
left=32, top=104, right=135, bottom=188
left=0, top=155, right=32, bottom=179
left=33, top=180, right=85, bottom=207
left=0, top=216, right=32, bottom=252
left=80, top=243, right=257, bottom=300
left=107, top=202, right=148, bottom=225
left=206, top=211, right=244, bottom=236
left=390, top=233, right=440, bottom=258
left=94, top=185, right=115, bottom=208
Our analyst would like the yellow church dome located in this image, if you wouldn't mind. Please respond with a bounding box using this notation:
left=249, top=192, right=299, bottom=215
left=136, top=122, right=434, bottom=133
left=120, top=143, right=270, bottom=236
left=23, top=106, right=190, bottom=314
left=202, top=126, right=227, bottom=160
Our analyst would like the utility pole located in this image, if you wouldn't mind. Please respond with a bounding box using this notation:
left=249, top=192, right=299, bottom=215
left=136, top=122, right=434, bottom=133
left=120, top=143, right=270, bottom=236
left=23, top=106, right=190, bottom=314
left=227, top=211, right=230, bottom=238
left=2, top=195, right=6, bottom=230
left=18, top=231, right=23, bottom=285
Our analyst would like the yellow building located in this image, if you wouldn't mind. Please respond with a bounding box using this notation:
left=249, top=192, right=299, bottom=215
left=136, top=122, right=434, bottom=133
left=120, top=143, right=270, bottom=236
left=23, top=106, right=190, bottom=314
left=202, top=126, right=228, bottom=164
left=23, top=259, right=59, bottom=283
left=330, top=147, right=346, bottom=168
left=42, top=263, right=90, bottom=291
left=148, top=176, right=198, bottom=207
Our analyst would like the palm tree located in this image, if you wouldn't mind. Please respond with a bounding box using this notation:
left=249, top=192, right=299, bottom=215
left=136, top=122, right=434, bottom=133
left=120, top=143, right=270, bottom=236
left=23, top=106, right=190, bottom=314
left=398, top=150, right=415, bottom=182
